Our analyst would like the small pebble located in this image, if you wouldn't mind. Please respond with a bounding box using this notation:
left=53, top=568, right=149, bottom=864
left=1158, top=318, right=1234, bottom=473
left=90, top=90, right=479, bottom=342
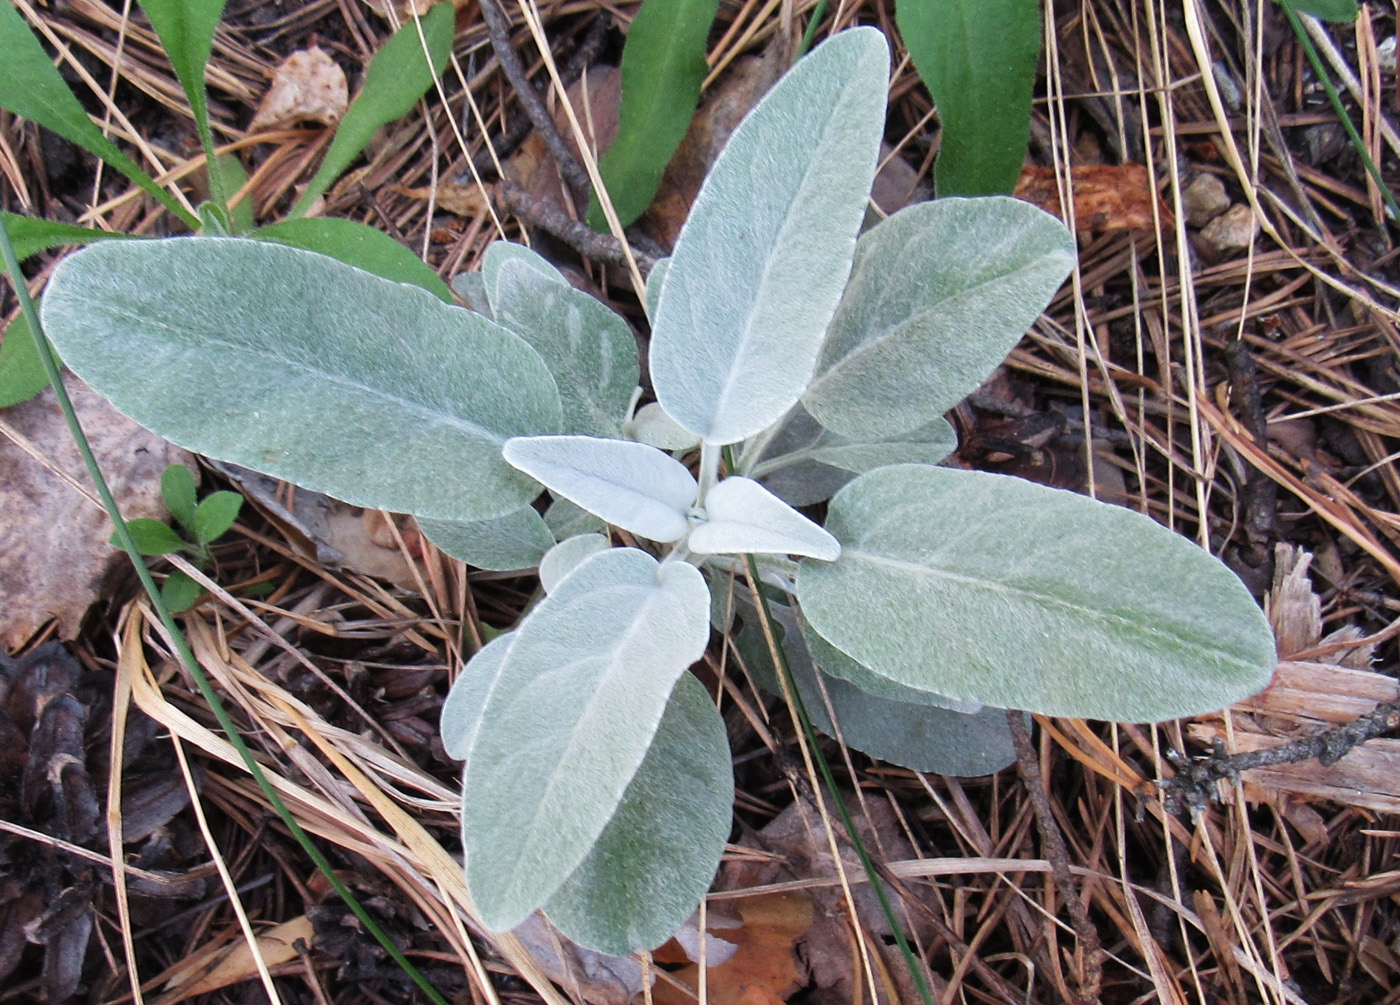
left=1183, top=174, right=1230, bottom=228
left=1200, top=204, right=1259, bottom=253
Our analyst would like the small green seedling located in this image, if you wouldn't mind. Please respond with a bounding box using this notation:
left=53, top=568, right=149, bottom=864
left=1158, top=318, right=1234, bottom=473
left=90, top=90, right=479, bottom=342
left=113, top=464, right=243, bottom=612
left=40, top=27, right=1276, bottom=959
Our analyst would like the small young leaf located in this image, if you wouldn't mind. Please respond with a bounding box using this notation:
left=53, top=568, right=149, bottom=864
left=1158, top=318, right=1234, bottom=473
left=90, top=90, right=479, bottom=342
left=419, top=508, right=555, bottom=572
left=161, top=464, right=199, bottom=530
left=192, top=490, right=243, bottom=544
left=626, top=401, right=700, bottom=451
left=116, top=519, right=186, bottom=556
left=42, top=238, right=563, bottom=524
left=255, top=218, right=453, bottom=301
left=1277, top=0, right=1358, bottom=21
left=162, top=570, right=204, bottom=613
left=482, top=241, right=567, bottom=309
left=491, top=257, right=640, bottom=437
left=441, top=631, right=514, bottom=760
left=649, top=28, right=890, bottom=444
left=0, top=213, right=134, bottom=262
left=896, top=0, right=1039, bottom=195
left=461, top=547, right=711, bottom=930
left=291, top=2, right=455, bottom=216
left=585, top=0, right=720, bottom=230
left=690, top=477, right=839, bottom=560
left=138, top=0, right=228, bottom=159
left=0, top=310, right=51, bottom=409
left=503, top=435, right=698, bottom=543
left=543, top=672, right=731, bottom=953
left=804, top=198, right=1075, bottom=439
left=0, top=3, right=195, bottom=227
left=538, top=533, right=612, bottom=593
left=796, top=465, right=1278, bottom=722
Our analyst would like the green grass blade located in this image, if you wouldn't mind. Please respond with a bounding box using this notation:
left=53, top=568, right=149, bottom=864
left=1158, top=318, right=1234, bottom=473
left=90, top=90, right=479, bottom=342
left=0, top=216, right=450, bottom=1005
left=0, top=2, right=200, bottom=228
left=895, top=0, right=1040, bottom=196
left=291, top=2, right=455, bottom=217
left=586, top=0, right=719, bottom=230
left=0, top=212, right=135, bottom=260
left=1280, top=0, right=1357, bottom=20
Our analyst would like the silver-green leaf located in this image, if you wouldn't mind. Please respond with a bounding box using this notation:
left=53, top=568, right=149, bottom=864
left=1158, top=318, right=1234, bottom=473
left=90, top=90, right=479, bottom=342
left=648, top=28, right=890, bottom=445
left=461, top=547, right=711, bottom=930
left=41, top=238, right=563, bottom=522
left=803, top=198, right=1076, bottom=438
left=538, top=533, right=612, bottom=593
left=690, top=477, right=839, bottom=560
left=441, top=632, right=514, bottom=761
left=419, top=508, right=555, bottom=572
left=796, top=465, right=1277, bottom=721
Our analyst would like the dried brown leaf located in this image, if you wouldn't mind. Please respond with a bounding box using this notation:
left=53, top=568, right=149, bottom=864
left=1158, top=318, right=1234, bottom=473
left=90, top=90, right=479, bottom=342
left=249, top=47, right=348, bottom=132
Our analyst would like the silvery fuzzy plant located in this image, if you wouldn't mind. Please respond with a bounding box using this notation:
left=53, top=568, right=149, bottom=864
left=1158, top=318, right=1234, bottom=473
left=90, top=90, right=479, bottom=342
left=38, top=27, right=1275, bottom=955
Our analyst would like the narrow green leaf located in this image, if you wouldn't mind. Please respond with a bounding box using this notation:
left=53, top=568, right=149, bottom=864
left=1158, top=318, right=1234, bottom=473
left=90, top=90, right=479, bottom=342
left=491, top=257, right=640, bottom=436
left=292, top=2, right=455, bottom=216
left=138, top=0, right=227, bottom=158
left=896, top=0, right=1039, bottom=195
left=0, top=3, right=198, bottom=227
left=0, top=309, right=51, bottom=408
left=116, top=519, right=185, bottom=556
left=0, top=213, right=133, bottom=261
left=216, top=153, right=255, bottom=233
left=255, top=217, right=453, bottom=300
left=419, top=508, right=555, bottom=572
left=543, top=672, right=731, bottom=953
left=161, top=463, right=199, bottom=530
left=41, top=237, right=562, bottom=523
left=649, top=28, right=889, bottom=445
left=192, top=490, right=243, bottom=544
left=796, top=465, right=1277, bottom=722
left=803, top=198, right=1075, bottom=439
left=585, top=0, right=719, bottom=229
left=462, top=547, right=711, bottom=930
left=162, top=570, right=204, bottom=612
left=1277, top=0, right=1358, bottom=21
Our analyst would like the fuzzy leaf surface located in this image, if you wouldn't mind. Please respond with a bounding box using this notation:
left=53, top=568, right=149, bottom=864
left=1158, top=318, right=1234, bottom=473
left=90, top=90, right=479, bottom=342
left=543, top=672, right=730, bottom=954
left=492, top=258, right=640, bottom=437
left=483, top=241, right=566, bottom=308
left=796, top=465, right=1277, bottom=721
left=690, top=477, right=839, bottom=559
left=648, top=28, right=889, bottom=444
left=419, top=508, right=554, bottom=571
left=802, top=622, right=980, bottom=712
left=586, top=0, right=719, bottom=229
left=539, top=533, right=611, bottom=593
left=41, top=238, right=561, bottom=523
left=804, top=198, right=1075, bottom=438
left=503, top=436, right=697, bottom=543
left=441, top=632, right=513, bottom=760
left=255, top=218, right=453, bottom=300
left=461, top=547, right=711, bottom=930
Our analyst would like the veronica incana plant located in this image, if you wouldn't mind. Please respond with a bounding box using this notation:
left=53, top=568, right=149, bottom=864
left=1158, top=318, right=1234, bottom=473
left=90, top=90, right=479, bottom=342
left=37, top=27, right=1276, bottom=955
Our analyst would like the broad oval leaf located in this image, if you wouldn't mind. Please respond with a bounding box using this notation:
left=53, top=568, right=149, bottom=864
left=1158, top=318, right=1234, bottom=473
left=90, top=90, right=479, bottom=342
left=539, top=533, right=612, bottom=593
left=419, top=508, right=555, bottom=571
left=441, top=631, right=514, bottom=760
left=255, top=218, right=453, bottom=301
left=802, top=621, right=980, bottom=713
left=503, top=435, right=697, bottom=543
left=450, top=271, right=492, bottom=316
left=161, top=464, right=199, bottom=530
left=804, top=198, right=1076, bottom=439
left=796, top=465, right=1277, bottom=721
left=461, top=547, right=711, bottom=929
left=543, top=672, right=731, bottom=953
left=648, top=28, right=890, bottom=445
left=690, top=477, right=839, bottom=560
left=492, top=258, right=640, bottom=437
left=483, top=241, right=566, bottom=308
left=41, top=238, right=562, bottom=523
left=192, top=490, right=243, bottom=544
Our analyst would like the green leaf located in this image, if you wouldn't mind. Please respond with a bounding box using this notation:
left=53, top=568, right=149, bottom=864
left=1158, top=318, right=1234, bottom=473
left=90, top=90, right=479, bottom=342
left=482, top=241, right=567, bottom=307
left=116, top=519, right=186, bottom=556
left=292, top=2, right=455, bottom=216
left=162, top=570, right=204, bottom=612
left=585, top=0, right=719, bottom=230
left=689, top=476, right=839, bottom=560
left=215, top=153, right=255, bottom=233
left=543, top=672, right=731, bottom=953
left=461, top=547, right=711, bottom=930
left=0, top=213, right=134, bottom=261
left=648, top=28, right=889, bottom=445
left=0, top=310, right=51, bottom=408
left=1276, top=0, right=1358, bottom=21
left=137, top=0, right=227, bottom=160
left=161, top=463, right=199, bottom=530
left=254, top=217, right=453, bottom=301
left=441, top=631, right=513, bottom=760
left=192, top=490, right=243, bottom=544
left=419, top=508, right=555, bottom=571
left=544, top=496, right=606, bottom=539
left=803, top=198, right=1075, bottom=439
left=42, top=237, right=563, bottom=523
left=896, top=0, right=1040, bottom=195
left=796, top=465, right=1277, bottom=722
left=491, top=257, right=640, bottom=436
left=450, top=271, right=492, bottom=316
left=0, top=2, right=197, bottom=228
left=538, top=533, right=611, bottom=593
left=801, top=619, right=980, bottom=712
